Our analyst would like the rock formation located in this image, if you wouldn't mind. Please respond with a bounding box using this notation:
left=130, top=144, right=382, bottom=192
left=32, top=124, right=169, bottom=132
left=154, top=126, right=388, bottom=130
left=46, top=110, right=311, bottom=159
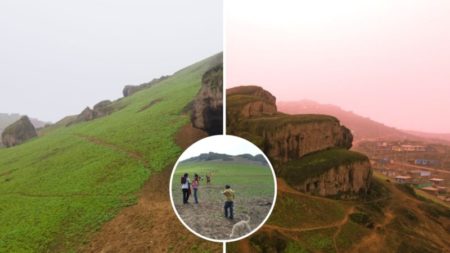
left=92, top=100, right=113, bottom=118
left=122, top=76, right=170, bottom=97
left=190, top=64, right=223, bottom=135
left=227, top=85, right=371, bottom=198
left=1, top=116, right=37, bottom=147
left=297, top=161, right=372, bottom=197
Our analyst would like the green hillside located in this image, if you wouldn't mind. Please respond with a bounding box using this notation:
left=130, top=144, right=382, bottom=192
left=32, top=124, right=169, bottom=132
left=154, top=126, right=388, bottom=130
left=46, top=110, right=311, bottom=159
left=0, top=53, right=221, bottom=252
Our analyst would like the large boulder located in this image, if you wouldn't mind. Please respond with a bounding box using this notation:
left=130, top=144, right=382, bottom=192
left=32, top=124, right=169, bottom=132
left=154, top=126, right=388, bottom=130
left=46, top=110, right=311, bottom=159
left=93, top=100, right=113, bottom=118
left=67, top=107, right=95, bottom=126
left=123, top=85, right=140, bottom=97
left=190, top=64, right=223, bottom=135
left=1, top=116, right=37, bottom=147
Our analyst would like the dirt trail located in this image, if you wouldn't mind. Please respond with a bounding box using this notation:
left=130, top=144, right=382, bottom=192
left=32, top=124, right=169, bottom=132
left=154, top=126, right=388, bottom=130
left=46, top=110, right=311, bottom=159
left=262, top=180, right=357, bottom=252
left=80, top=124, right=220, bottom=253
left=81, top=166, right=219, bottom=253
left=76, top=134, right=150, bottom=169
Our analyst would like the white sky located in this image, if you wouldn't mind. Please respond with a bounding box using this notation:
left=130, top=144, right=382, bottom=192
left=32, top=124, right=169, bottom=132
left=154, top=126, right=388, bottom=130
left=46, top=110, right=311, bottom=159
left=179, top=135, right=264, bottom=161
left=0, top=0, right=222, bottom=122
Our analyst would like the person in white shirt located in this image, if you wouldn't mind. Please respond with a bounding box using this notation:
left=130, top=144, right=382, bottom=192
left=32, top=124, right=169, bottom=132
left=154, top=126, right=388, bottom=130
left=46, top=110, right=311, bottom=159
left=181, top=173, right=191, bottom=204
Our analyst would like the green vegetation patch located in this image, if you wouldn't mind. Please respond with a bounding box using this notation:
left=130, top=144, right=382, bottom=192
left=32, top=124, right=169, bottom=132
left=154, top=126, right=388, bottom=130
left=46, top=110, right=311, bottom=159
left=280, top=148, right=368, bottom=186
left=335, top=221, right=370, bottom=251
left=297, top=228, right=336, bottom=252
left=268, top=192, right=345, bottom=228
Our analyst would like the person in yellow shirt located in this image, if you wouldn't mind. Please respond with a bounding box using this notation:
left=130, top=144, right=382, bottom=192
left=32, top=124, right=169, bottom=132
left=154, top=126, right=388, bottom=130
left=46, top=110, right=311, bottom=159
left=223, top=185, right=235, bottom=219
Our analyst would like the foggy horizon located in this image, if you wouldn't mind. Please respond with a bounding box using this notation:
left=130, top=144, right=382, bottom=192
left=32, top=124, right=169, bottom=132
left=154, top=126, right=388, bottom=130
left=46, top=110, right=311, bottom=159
left=227, top=0, right=450, bottom=133
left=0, top=0, right=222, bottom=123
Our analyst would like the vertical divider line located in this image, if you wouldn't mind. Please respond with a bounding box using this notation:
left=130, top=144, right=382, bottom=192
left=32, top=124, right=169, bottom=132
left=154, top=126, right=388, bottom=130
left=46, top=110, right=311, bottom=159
left=222, top=0, right=227, bottom=136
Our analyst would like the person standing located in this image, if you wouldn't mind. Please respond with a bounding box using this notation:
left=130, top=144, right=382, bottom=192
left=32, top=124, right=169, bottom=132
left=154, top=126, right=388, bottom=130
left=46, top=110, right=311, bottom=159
left=192, top=174, right=200, bottom=204
left=223, top=184, right=235, bottom=219
left=181, top=173, right=190, bottom=204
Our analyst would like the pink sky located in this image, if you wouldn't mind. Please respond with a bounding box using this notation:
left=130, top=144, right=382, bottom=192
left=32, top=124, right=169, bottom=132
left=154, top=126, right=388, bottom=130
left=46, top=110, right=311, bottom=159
left=226, top=0, right=450, bottom=133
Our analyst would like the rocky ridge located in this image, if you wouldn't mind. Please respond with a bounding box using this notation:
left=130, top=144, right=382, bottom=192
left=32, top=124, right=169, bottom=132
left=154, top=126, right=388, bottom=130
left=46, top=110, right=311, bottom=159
left=227, top=86, right=371, bottom=198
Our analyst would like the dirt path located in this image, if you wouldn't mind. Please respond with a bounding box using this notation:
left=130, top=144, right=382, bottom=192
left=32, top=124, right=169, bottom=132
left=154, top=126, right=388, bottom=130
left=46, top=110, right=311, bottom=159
left=76, top=134, right=150, bottom=169
left=81, top=164, right=220, bottom=253
left=262, top=179, right=357, bottom=252
left=80, top=124, right=220, bottom=253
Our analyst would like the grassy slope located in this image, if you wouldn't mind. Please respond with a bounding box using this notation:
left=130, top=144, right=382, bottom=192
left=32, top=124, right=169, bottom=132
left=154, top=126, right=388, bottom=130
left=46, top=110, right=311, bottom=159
left=0, top=53, right=221, bottom=252
left=229, top=174, right=450, bottom=253
left=172, top=161, right=275, bottom=200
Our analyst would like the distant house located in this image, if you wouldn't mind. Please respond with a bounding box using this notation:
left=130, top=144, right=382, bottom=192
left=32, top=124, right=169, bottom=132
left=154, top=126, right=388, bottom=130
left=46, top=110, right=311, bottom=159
left=401, top=145, right=426, bottom=152
left=429, top=178, right=444, bottom=185
left=421, top=186, right=439, bottom=195
left=392, top=146, right=402, bottom=152
left=410, top=170, right=431, bottom=177
left=395, top=175, right=412, bottom=184
left=415, top=159, right=437, bottom=166
left=378, top=158, right=390, bottom=164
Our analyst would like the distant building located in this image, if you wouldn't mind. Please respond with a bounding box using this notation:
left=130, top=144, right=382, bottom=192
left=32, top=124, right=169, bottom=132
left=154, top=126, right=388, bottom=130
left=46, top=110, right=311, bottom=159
left=415, top=159, right=437, bottom=166
left=430, top=178, right=444, bottom=185
left=410, top=170, right=431, bottom=177
left=421, top=186, right=439, bottom=195
left=401, top=145, right=426, bottom=152
left=395, top=175, right=412, bottom=184
left=392, top=146, right=402, bottom=152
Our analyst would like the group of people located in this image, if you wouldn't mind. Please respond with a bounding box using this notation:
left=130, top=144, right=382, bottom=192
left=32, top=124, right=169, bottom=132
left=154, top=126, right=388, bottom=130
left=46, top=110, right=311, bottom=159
left=181, top=173, right=201, bottom=204
left=180, top=173, right=235, bottom=219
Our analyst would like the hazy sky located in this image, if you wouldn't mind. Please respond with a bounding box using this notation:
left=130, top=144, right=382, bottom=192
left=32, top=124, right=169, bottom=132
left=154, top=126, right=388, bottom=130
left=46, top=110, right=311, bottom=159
left=226, top=0, right=450, bottom=133
left=0, top=0, right=222, bottom=122
left=178, top=135, right=265, bottom=161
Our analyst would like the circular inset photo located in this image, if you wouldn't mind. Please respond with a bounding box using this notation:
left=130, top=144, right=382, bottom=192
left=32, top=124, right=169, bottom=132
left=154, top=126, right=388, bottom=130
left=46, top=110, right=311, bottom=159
left=169, top=135, right=277, bottom=242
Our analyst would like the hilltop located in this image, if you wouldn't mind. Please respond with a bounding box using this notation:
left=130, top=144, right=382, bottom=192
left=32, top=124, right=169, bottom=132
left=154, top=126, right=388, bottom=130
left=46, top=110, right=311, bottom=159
left=0, top=53, right=222, bottom=253
left=227, top=86, right=450, bottom=252
left=278, top=100, right=446, bottom=143
left=181, top=152, right=268, bottom=166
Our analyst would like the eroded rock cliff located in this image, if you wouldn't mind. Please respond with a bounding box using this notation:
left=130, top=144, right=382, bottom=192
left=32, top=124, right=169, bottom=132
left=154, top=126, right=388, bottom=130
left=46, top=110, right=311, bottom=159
left=227, top=85, right=370, bottom=198
left=1, top=116, right=37, bottom=147
left=190, top=64, right=223, bottom=135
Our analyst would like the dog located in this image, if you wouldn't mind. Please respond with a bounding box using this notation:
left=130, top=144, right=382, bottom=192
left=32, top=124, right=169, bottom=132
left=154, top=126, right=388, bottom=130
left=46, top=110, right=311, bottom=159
left=229, top=214, right=252, bottom=238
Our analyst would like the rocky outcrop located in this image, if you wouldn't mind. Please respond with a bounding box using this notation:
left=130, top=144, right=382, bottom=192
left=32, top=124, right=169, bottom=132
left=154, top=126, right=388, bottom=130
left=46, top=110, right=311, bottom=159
left=292, top=160, right=372, bottom=197
left=249, top=118, right=352, bottom=162
left=93, top=100, right=113, bottom=118
left=228, top=86, right=352, bottom=162
left=68, top=107, right=95, bottom=126
left=122, top=76, right=170, bottom=97
left=227, top=85, right=371, bottom=198
left=122, top=85, right=140, bottom=97
left=190, top=64, right=223, bottom=135
left=1, top=116, right=37, bottom=147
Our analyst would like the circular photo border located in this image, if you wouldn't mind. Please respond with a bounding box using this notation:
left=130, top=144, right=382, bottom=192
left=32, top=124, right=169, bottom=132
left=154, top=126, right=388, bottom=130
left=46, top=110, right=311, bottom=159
left=169, top=135, right=278, bottom=243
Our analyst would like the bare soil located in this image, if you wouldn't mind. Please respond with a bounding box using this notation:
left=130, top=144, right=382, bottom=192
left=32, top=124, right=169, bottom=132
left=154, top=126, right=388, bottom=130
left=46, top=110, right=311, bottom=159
left=174, top=184, right=272, bottom=240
